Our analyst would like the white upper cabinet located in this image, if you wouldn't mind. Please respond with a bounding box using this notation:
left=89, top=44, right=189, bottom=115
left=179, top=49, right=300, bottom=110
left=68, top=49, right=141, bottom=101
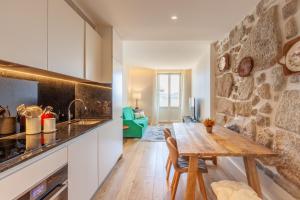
left=85, top=23, right=102, bottom=82
left=48, top=0, right=84, bottom=78
left=0, top=0, right=47, bottom=69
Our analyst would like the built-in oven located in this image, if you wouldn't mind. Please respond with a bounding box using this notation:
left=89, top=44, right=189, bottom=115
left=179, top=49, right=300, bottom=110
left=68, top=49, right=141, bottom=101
left=18, top=165, right=68, bottom=200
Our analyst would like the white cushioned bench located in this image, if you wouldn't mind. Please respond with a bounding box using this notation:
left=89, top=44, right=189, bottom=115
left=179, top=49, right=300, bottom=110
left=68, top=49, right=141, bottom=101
left=211, top=180, right=262, bottom=200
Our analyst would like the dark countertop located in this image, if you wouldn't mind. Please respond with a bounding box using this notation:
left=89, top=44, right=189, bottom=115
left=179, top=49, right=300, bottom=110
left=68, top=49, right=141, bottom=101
left=0, top=119, right=111, bottom=174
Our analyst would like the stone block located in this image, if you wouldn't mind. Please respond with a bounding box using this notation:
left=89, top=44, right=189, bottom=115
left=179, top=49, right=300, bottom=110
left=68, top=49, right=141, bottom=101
left=244, top=14, right=255, bottom=25
left=274, top=94, right=280, bottom=101
left=259, top=102, right=272, bottom=114
left=271, top=66, right=286, bottom=91
left=256, top=73, right=266, bottom=85
left=257, top=83, right=271, bottom=99
left=230, top=53, right=239, bottom=72
left=229, top=25, right=245, bottom=47
left=222, top=40, right=230, bottom=53
left=275, top=90, right=300, bottom=134
left=256, top=127, right=274, bottom=148
left=242, top=119, right=256, bottom=140
left=285, top=17, right=298, bottom=39
left=217, top=98, right=235, bottom=115
left=252, top=95, right=260, bottom=106
left=289, top=74, right=300, bottom=83
left=238, top=6, right=282, bottom=71
left=251, top=109, right=258, bottom=116
left=235, top=101, right=252, bottom=116
left=256, top=114, right=270, bottom=127
left=236, top=77, right=254, bottom=100
left=274, top=130, right=300, bottom=187
left=217, top=73, right=234, bottom=98
left=256, top=0, right=267, bottom=16
left=282, top=0, right=298, bottom=19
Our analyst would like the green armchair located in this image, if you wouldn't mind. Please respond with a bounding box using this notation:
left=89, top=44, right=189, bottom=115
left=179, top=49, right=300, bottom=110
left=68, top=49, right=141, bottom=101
left=123, top=107, right=148, bottom=138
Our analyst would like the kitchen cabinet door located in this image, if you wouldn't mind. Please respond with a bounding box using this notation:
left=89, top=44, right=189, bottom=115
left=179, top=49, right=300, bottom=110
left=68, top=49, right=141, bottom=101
left=68, top=130, right=98, bottom=200
left=98, top=120, right=122, bottom=185
left=85, top=23, right=102, bottom=82
left=0, top=0, right=47, bottom=69
left=98, top=59, right=123, bottom=185
left=48, top=0, right=84, bottom=78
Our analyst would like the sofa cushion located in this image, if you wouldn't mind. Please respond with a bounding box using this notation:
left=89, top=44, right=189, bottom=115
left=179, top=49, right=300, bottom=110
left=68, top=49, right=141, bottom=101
left=123, top=107, right=134, bottom=120
left=133, top=117, right=148, bottom=126
left=134, top=111, right=145, bottom=119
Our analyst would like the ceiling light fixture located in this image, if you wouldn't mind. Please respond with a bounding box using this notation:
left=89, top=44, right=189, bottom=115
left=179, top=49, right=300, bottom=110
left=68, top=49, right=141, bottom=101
left=171, top=15, right=178, bottom=20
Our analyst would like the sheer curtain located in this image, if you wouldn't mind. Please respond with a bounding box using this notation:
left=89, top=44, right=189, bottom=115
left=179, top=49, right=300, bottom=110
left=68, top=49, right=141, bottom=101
left=152, top=70, right=159, bottom=125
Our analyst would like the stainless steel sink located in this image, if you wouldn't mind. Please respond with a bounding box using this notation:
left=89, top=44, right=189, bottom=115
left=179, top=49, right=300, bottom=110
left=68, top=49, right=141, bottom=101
left=70, top=119, right=102, bottom=126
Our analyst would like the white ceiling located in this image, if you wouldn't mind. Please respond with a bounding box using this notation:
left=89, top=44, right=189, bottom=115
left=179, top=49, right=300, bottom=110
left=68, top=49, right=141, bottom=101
left=74, top=0, right=259, bottom=40
left=74, top=0, right=259, bottom=69
left=123, top=41, right=210, bottom=69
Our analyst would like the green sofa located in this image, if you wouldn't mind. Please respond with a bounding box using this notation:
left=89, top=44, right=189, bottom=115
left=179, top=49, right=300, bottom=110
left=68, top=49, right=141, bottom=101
left=123, top=107, right=148, bottom=138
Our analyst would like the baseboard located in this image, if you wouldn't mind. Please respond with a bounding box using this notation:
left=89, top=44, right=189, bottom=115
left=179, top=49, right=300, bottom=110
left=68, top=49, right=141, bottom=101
left=218, top=157, right=296, bottom=200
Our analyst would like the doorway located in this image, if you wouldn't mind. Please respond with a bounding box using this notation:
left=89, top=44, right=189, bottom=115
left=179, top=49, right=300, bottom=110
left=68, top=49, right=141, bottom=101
left=157, top=73, right=181, bottom=122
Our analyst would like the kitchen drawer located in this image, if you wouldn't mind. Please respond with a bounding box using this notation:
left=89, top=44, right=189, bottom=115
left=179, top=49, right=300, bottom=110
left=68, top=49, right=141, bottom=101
left=0, top=146, right=67, bottom=200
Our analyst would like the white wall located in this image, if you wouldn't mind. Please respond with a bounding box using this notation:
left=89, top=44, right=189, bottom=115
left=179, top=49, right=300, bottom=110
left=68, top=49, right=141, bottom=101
left=192, top=44, right=211, bottom=119
left=123, top=41, right=211, bottom=69
left=182, top=69, right=192, bottom=117
left=127, top=67, right=156, bottom=123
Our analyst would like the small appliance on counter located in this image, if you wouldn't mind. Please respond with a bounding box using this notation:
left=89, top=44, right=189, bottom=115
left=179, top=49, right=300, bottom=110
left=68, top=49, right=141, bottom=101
left=0, top=105, right=17, bottom=135
left=17, top=104, right=43, bottom=135
left=17, top=104, right=57, bottom=135
left=41, top=106, right=57, bottom=133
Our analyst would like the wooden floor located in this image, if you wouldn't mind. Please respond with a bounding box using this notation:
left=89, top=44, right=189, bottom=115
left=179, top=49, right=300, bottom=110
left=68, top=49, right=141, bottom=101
left=93, top=139, right=236, bottom=200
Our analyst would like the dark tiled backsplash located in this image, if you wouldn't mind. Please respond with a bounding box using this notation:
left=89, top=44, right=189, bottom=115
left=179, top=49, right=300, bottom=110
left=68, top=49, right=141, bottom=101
left=38, top=79, right=75, bottom=122
left=0, top=70, right=112, bottom=123
left=75, top=83, right=112, bottom=119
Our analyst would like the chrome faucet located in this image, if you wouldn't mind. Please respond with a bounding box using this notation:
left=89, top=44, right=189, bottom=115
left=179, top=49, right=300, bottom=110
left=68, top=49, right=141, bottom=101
left=68, top=99, right=87, bottom=124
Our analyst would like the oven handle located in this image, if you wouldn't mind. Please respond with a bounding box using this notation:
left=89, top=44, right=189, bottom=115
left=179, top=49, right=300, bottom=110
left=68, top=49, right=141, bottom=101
left=46, top=180, right=68, bottom=200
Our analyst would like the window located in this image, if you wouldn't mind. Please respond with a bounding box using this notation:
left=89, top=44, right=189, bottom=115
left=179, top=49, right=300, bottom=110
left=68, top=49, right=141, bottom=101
left=170, top=74, right=180, bottom=107
left=159, top=74, right=169, bottom=107
left=158, top=73, right=181, bottom=107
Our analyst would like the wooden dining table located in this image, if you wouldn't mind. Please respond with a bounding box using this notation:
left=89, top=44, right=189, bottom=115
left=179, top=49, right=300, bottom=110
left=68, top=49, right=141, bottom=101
left=173, top=123, right=277, bottom=200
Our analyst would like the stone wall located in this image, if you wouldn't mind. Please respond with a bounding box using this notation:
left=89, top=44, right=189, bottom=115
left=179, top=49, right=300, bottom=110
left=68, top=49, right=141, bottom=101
left=213, top=0, right=300, bottom=198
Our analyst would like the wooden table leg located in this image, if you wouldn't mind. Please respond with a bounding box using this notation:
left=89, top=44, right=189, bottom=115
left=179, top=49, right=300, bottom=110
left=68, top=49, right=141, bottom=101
left=243, top=157, right=262, bottom=198
left=184, top=156, right=198, bottom=200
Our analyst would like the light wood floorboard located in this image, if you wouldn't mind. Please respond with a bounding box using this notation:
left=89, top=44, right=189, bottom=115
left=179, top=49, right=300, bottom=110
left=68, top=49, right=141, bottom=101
left=93, top=139, right=235, bottom=200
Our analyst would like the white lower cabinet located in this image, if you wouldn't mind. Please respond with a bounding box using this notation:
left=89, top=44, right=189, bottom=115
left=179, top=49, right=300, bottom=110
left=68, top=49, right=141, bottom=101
left=48, top=0, right=84, bottom=78
left=98, top=120, right=123, bottom=185
left=68, top=130, right=98, bottom=200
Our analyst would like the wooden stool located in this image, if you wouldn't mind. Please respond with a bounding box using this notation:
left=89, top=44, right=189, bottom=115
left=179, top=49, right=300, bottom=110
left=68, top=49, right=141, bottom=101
left=166, top=137, right=208, bottom=200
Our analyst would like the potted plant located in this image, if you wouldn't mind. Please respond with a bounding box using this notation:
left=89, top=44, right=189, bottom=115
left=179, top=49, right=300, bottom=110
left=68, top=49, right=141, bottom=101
left=203, top=118, right=215, bottom=134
